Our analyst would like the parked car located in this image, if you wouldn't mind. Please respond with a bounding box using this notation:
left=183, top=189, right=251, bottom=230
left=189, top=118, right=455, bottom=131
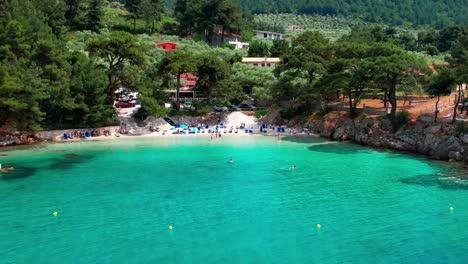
left=115, top=102, right=136, bottom=108
left=213, top=104, right=229, bottom=112
left=230, top=105, right=240, bottom=111
left=238, top=104, right=256, bottom=110
left=183, top=101, right=193, bottom=110
left=160, top=102, right=172, bottom=109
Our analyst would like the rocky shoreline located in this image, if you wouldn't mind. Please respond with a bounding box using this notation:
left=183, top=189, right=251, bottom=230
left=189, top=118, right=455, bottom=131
left=304, top=112, right=468, bottom=162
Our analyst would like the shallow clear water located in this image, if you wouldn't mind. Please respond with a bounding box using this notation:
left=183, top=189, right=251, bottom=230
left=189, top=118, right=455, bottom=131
left=0, top=136, right=467, bottom=263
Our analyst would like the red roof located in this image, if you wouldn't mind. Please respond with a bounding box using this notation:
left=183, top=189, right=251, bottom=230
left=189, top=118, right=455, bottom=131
left=214, top=30, right=240, bottom=38
left=180, top=72, right=198, bottom=87
left=157, top=42, right=178, bottom=50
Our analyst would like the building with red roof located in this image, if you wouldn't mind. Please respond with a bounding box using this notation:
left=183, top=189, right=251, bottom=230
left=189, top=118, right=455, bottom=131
left=157, top=42, right=178, bottom=51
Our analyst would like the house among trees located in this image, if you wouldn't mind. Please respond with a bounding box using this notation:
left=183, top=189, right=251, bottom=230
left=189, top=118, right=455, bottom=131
left=210, top=30, right=249, bottom=49
left=254, top=30, right=284, bottom=40
left=166, top=72, right=199, bottom=99
left=288, top=25, right=304, bottom=30
left=242, top=57, right=281, bottom=67
left=157, top=42, right=178, bottom=51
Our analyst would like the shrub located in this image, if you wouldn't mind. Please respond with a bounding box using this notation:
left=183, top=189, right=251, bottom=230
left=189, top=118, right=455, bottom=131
left=395, top=111, right=410, bottom=129
left=280, top=108, right=299, bottom=120
left=255, top=109, right=269, bottom=118
left=317, top=106, right=331, bottom=117
left=456, top=121, right=467, bottom=133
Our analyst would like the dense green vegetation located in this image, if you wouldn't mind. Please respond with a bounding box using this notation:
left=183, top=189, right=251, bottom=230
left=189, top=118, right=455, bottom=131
left=238, top=0, right=467, bottom=28
left=166, top=0, right=467, bottom=28
left=0, top=0, right=466, bottom=133
left=254, top=13, right=372, bottom=41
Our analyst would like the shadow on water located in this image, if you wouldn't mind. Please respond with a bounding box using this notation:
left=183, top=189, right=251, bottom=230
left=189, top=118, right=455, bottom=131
left=1, top=166, right=38, bottom=181
left=399, top=174, right=468, bottom=190
left=306, top=142, right=374, bottom=155
left=280, top=136, right=368, bottom=155
left=47, top=153, right=93, bottom=171
left=1, top=153, right=92, bottom=181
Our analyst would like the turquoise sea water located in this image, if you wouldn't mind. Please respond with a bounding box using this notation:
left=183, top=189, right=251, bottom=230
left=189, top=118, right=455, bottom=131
left=0, top=136, right=467, bottom=264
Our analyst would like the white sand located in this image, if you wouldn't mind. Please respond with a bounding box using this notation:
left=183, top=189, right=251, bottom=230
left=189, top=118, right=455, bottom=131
left=224, top=112, right=258, bottom=128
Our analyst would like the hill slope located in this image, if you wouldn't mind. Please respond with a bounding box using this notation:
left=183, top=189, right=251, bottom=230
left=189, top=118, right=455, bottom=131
left=167, top=0, right=467, bottom=28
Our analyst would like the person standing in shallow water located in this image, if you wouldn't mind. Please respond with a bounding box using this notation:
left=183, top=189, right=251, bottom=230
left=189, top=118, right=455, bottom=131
left=278, top=133, right=282, bottom=141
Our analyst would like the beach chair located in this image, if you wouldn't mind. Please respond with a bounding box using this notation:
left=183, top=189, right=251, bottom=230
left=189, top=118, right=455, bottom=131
left=85, top=132, right=91, bottom=137
left=63, top=133, right=69, bottom=139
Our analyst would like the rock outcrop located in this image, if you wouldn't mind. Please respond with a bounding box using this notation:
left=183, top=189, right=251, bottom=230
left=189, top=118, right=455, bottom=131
left=0, top=133, right=44, bottom=147
left=306, top=112, right=468, bottom=162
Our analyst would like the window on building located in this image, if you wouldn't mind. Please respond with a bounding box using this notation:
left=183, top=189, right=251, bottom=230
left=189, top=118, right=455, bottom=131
left=267, top=64, right=271, bottom=67
left=253, top=64, right=258, bottom=66
left=264, top=33, right=267, bottom=38
left=261, top=64, right=265, bottom=67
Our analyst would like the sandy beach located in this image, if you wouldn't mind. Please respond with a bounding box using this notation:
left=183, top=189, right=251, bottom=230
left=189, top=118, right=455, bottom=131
left=36, top=111, right=317, bottom=143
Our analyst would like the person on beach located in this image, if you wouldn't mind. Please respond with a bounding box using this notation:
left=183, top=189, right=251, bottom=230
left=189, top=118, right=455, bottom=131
left=219, top=132, right=222, bottom=138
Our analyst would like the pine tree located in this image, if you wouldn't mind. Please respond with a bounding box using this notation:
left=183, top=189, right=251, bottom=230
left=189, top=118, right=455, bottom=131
left=87, top=0, right=103, bottom=33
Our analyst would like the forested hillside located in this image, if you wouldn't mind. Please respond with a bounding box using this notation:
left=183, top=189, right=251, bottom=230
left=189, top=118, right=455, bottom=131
left=167, top=0, right=467, bottom=28
left=0, top=0, right=466, bottom=133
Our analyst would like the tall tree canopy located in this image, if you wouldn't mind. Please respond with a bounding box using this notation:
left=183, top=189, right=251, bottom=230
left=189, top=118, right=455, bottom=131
left=88, top=31, right=146, bottom=104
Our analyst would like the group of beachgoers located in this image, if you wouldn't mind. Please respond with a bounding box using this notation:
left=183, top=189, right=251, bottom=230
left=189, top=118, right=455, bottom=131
left=63, top=129, right=112, bottom=140
left=61, top=121, right=313, bottom=141
left=163, top=123, right=255, bottom=135
left=148, top=122, right=312, bottom=136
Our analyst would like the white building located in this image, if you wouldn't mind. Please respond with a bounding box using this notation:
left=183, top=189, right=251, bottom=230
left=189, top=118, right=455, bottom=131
left=241, top=57, right=281, bottom=67
left=253, top=30, right=284, bottom=40
left=228, top=41, right=249, bottom=49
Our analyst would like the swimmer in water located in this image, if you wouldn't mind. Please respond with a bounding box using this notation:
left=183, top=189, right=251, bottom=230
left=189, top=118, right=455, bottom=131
left=290, top=165, right=296, bottom=170
left=229, top=158, right=233, bottom=163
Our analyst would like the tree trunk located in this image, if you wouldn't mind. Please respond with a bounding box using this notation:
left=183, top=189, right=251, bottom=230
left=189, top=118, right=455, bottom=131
left=383, top=88, right=388, bottom=111
left=348, top=87, right=356, bottom=118
left=389, top=83, right=397, bottom=118
left=220, top=25, right=225, bottom=47
left=319, top=89, right=327, bottom=112
left=460, top=92, right=465, bottom=113
left=452, top=84, right=461, bottom=124
left=176, top=74, right=181, bottom=110
left=434, top=95, right=440, bottom=123
left=107, top=73, right=115, bottom=105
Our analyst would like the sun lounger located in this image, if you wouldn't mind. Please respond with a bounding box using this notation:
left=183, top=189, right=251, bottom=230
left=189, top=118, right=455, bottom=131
left=63, top=133, right=69, bottom=139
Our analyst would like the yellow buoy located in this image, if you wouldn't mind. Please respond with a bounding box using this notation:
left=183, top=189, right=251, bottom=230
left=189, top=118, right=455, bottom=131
left=168, top=225, right=173, bottom=230
left=316, top=224, right=321, bottom=228
left=450, top=207, right=454, bottom=211
left=52, top=211, right=58, bottom=217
